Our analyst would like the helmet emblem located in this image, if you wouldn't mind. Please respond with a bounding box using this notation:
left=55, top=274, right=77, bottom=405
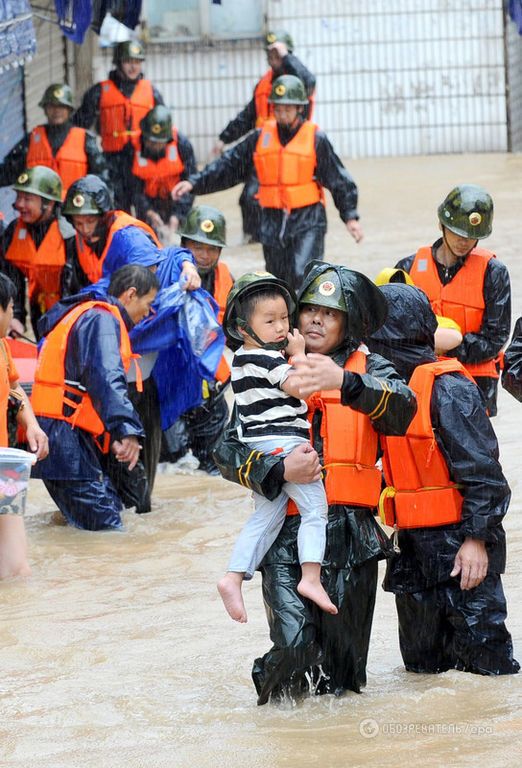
left=266, top=33, right=276, bottom=44
left=54, top=88, right=63, bottom=98
left=200, top=219, right=215, bottom=233
left=17, top=172, right=28, bottom=184
left=275, top=84, right=286, bottom=96
left=72, top=194, right=85, bottom=208
left=469, top=211, right=482, bottom=226
left=151, top=123, right=162, bottom=135
left=318, top=280, right=336, bottom=297
left=130, top=43, right=141, bottom=55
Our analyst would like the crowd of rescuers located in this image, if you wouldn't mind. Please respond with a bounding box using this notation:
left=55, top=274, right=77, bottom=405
left=0, top=29, right=520, bottom=704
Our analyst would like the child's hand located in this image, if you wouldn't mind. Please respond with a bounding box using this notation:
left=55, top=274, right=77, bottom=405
left=286, top=328, right=306, bottom=357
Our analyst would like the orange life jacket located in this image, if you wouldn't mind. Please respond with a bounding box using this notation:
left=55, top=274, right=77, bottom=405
left=254, top=120, right=322, bottom=211
left=5, top=218, right=65, bottom=312
left=26, top=125, right=88, bottom=198
left=379, top=358, right=475, bottom=529
left=75, top=211, right=160, bottom=284
left=254, top=71, right=316, bottom=127
left=212, top=261, right=234, bottom=383
left=99, top=79, right=154, bottom=153
left=410, top=246, right=498, bottom=378
left=254, top=71, right=274, bottom=127
left=287, top=349, right=382, bottom=515
left=31, top=301, right=141, bottom=452
left=131, top=130, right=185, bottom=198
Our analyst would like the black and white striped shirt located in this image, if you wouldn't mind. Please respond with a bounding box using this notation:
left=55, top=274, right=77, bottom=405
left=231, top=347, right=310, bottom=442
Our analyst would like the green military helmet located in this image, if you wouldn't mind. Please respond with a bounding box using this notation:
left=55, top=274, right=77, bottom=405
left=299, top=268, right=347, bottom=312
left=265, top=29, right=294, bottom=53
left=140, top=106, right=172, bottom=143
left=13, top=166, right=62, bottom=202
left=437, top=184, right=493, bottom=240
left=62, top=175, right=113, bottom=216
left=299, top=261, right=388, bottom=341
left=39, top=83, right=74, bottom=110
left=180, top=205, right=227, bottom=248
left=269, top=74, right=308, bottom=105
left=224, top=271, right=296, bottom=349
left=113, top=39, right=146, bottom=64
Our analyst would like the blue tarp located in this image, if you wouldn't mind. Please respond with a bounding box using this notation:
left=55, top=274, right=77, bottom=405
left=0, top=1, right=35, bottom=68
left=131, top=282, right=225, bottom=430
left=54, top=1, right=143, bottom=43
left=509, top=1, right=522, bottom=35
left=54, top=1, right=93, bottom=44
left=85, top=226, right=225, bottom=430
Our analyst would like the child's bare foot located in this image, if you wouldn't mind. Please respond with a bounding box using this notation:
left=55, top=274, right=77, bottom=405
left=217, top=573, right=247, bottom=623
left=297, top=578, right=338, bottom=615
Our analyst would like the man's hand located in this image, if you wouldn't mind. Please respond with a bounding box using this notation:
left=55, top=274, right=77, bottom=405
left=111, top=436, right=141, bottom=472
left=283, top=442, right=321, bottom=483
left=212, top=140, right=225, bottom=157
left=172, top=180, right=193, bottom=201
left=181, top=261, right=201, bottom=291
left=9, top=318, right=25, bottom=337
left=286, top=328, right=305, bottom=357
left=268, top=41, right=289, bottom=59
left=450, top=537, right=488, bottom=590
left=146, top=210, right=163, bottom=230
left=346, top=219, right=364, bottom=243
left=25, top=424, right=49, bottom=461
left=293, top=353, right=344, bottom=398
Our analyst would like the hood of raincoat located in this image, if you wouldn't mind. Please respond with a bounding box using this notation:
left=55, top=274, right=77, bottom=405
left=298, top=261, right=388, bottom=353
left=366, top=283, right=437, bottom=380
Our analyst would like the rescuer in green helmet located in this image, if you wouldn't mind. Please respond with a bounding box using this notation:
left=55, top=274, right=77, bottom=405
left=212, top=260, right=416, bottom=699
left=173, top=75, right=363, bottom=292
left=129, top=105, right=197, bottom=243
left=212, top=29, right=316, bottom=244
left=1, top=166, right=77, bottom=338
left=74, top=39, right=165, bottom=212
left=394, top=183, right=511, bottom=416
left=0, top=83, right=109, bottom=196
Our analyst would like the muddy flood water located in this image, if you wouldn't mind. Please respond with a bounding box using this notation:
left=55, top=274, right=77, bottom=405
left=2, top=155, right=521, bottom=767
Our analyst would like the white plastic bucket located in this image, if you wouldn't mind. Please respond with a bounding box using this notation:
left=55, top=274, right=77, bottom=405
left=0, top=448, right=37, bottom=515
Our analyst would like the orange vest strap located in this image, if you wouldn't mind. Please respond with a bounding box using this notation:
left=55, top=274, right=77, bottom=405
left=212, top=261, right=233, bottom=383
left=254, top=70, right=274, bottom=126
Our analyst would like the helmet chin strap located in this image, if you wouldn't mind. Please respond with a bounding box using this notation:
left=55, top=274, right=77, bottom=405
left=236, top=318, right=288, bottom=351
left=442, top=227, right=476, bottom=260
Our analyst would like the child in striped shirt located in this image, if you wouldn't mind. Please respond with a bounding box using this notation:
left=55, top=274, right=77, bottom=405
left=217, top=275, right=337, bottom=623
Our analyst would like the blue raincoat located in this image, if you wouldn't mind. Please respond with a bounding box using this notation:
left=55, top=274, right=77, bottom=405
left=87, top=228, right=225, bottom=428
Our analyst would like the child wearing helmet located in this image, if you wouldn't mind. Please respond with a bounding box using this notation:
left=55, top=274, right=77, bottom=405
left=217, top=271, right=337, bottom=623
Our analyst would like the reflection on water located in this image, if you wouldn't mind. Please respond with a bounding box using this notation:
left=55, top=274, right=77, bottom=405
left=2, top=156, right=522, bottom=767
